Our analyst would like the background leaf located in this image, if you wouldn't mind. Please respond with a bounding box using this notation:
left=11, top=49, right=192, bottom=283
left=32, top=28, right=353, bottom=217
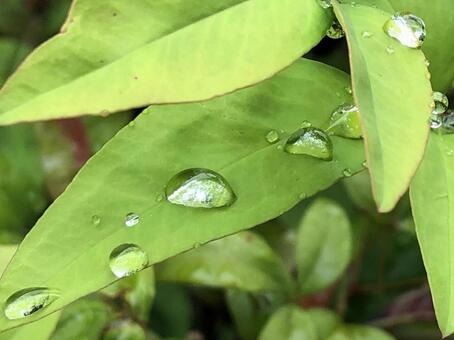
left=0, top=59, right=365, bottom=331
left=327, top=325, right=394, bottom=340
left=333, top=1, right=433, bottom=212
left=0, top=0, right=331, bottom=125
left=157, top=231, right=292, bottom=294
left=410, top=133, right=454, bottom=337
left=296, top=198, right=352, bottom=295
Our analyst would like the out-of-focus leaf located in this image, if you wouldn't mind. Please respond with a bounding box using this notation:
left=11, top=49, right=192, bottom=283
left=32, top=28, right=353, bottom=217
left=343, top=171, right=376, bottom=213
left=83, top=114, right=131, bottom=153
left=226, top=290, right=282, bottom=340
left=0, top=0, right=331, bottom=124
left=0, top=1, right=30, bottom=37
left=157, top=232, right=293, bottom=294
left=258, top=305, right=317, bottom=340
left=0, top=59, right=366, bottom=331
left=333, top=0, right=432, bottom=212
left=327, top=325, right=394, bottom=340
left=50, top=298, right=114, bottom=340
left=306, top=308, right=341, bottom=339
left=388, top=0, right=454, bottom=92
left=103, top=320, right=146, bottom=340
left=410, top=133, right=454, bottom=337
left=296, top=199, right=352, bottom=295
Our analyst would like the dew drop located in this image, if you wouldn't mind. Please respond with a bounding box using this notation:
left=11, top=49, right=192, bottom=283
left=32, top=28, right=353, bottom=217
left=92, top=215, right=101, bottom=226
left=345, top=86, right=353, bottom=95
left=383, top=13, right=426, bottom=48
left=300, top=120, right=312, bottom=128
left=124, top=213, right=140, bottom=227
left=193, top=242, right=202, bottom=249
left=432, top=92, right=449, bottom=115
left=326, top=104, right=362, bottom=139
left=109, top=244, right=148, bottom=278
left=4, top=288, right=59, bottom=320
left=327, top=20, right=345, bottom=39
left=362, top=161, right=368, bottom=168
left=430, top=114, right=443, bottom=130
left=318, top=0, right=332, bottom=9
left=155, top=194, right=164, bottom=203
left=276, top=144, right=283, bottom=151
left=424, top=58, right=430, bottom=67
left=386, top=46, right=395, bottom=54
left=165, top=169, right=236, bottom=208
left=342, top=168, right=353, bottom=177
left=299, top=193, right=307, bottom=200
left=284, top=127, right=333, bottom=161
left=265, top=130, right=279, bottom=144
left=128, top=121, right=136, bottom=128
left=361, top=31, right=373, bottom=38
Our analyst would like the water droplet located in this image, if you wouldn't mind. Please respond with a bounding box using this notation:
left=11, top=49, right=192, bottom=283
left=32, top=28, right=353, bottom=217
left=424, top=58, right=430, bottom=66
left=386, top=46, right=395, bottom=54
left=430, top=114, right=443, bottom=130
left=92, top=215, right=101, bottom=226
left=300, top=120, right=312, bottom=128
left=276, top=144, right=283, bottom=151
left=432, top=92, right=449, bottom=115
left=284, top=127, right=333, bottom=161
left=342, top=168, right=353, bottom=177
left=100, top=110, right=110, bottom=117
left=345, top=86, right=353, bottom=95
left=299, top=193, right=307, bottom=200
left=193, top=242, right=202, bottom=249
left=109, top=244, right=148, bottom=278
left=155, top=194, right=164, bottom=203
left=383, top=13, right=426, bottom=48
left=327, top=20, right=344, bottom=39
left=442, top=112, right=454, bottom=133
left=4, top=288, right=59, bottom=320
left=166, top=169, right=236, bottom=208
left=318, top=0, right=332, bottom=9
left=361, top=31, right=373, bottom=38
left=326, top=104, right=362, bottom=139
left=265, top=130, right=279, bottom=144
left=447, top=149, right=454, bottom=157
left=362, top=161, right=368, bottom=168
left=124, top=213, right=140, bottom=227
left=128, top=121, right=136, bottom=128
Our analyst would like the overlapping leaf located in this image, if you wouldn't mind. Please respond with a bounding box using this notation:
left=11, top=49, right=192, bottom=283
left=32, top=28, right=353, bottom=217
left=0, top=0, right=331, bottom=125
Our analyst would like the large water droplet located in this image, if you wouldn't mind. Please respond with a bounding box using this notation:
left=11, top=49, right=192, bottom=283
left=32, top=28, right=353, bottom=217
left=432, top=92, right=449, bottom=115
left=327, top=104, right=362, bottom=139
left=4, top=288, right=59, bottom=320
left=109, top=244, right=148, bottom=278
left=326, top=20, right=344, bottom=39
left=383, top=13, right=426, bottom=48
left=318, top=0, right=332, bottom=9
left=265, top=130, right=279, bottom=144
left=124, top=213, right=140, bottom=228
left=166, top=169, right=236, bottom=208
left=284, top=127, right=333, bottom=161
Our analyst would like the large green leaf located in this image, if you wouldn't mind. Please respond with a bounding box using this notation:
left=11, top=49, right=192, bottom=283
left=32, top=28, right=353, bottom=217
left=0, top=0, right=331, bottom=125
left=0, top=59, right=365, bottom=331
left=258, top=305, right=317, bottom=340
left=410, top=133, right=454, bottom=337
left=332, top=0, right=433, bottom=212
left=388, top=0, right=454, bottom=92
left=306, top=308, right=341, bottom=340
left=296, top=199, right=352, bottom=295
left=157, top=231, right=292, bottom=294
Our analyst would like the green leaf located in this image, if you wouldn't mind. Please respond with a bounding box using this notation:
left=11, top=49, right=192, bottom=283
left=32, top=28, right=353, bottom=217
left=326, top=325, right=394, bottom=340
left=104, top=319, right=146, bottom=340
left=306, top=308, right=341, bottom=339
left=332, top=0, right=433, bottom=212
left=296, top=198, right=352, bottom=295
left=388, top=0, right=454, bottom=92
left=83, top=114, right=130, bottom=153
left=0, top=0, right=331, bottom=125
left=258, top=305, right=317, bottom=340
left=50, top=298, right=114, bottom=340
left=157, top=231, right=292, bottom=294
left=0, top=245, right=17, bottom=273
left=410, top=133, right=454, bottom=337
left=0, top=59, right=365, bottom=331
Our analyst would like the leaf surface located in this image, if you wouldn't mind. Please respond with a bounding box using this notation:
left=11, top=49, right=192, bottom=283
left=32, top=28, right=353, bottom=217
left=0, top=59, right=364, bottom=331
left=333, top=1, right=433, bottom=212
left=0, top=0, right=331, bottom=125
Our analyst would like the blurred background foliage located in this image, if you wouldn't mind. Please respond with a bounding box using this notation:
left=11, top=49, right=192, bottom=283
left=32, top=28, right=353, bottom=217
left=0, top=1, right=452, bottom=339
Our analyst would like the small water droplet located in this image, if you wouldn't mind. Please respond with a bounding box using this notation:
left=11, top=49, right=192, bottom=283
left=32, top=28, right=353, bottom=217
left=386, top=46, right=395, bottom=54
left=430, top=114, right=443, bottom=130
left=383, top=13, right=426, bottom=48
left=299, top=193, right=307, bottom=200
left=327, top=20, right=344, bottom=39
left=284, top=127, right=333, bottom=161
left=265, top=130, right=279, bottom=144
left=92, top=215, right=101, bottom=226
left=109, top=244, right=148, bottom=278
left=276, top=144, right=283, bottom=151
left=124, top=213, right=140, bottom=227
left=361, top=31, right=373, bottom=38
left=432, top=92, right=449, bottom=115
left=318, top=0, right=332, bottom=9
left=155, top=194, right=164, bottom=203
left=326, top=104, right=362, bottom=139
left=345, top=86, right=353, bottom=94
left=424, top=58, right=430, bottom=66
left=362, top=161, right=368, bottom=168
left=166, top=169, right=236, bottom=208
left=193, top=242, right=202, bottom=249
left=100, top=110, right=110, bottom=117
left=4, top=288, right=59, bottom=320
left=128, top=121, right=136, bottom=128
left=342, top=168, right=353, bottom=177
left=300, top=120, right=312, bottom=128
left=447, top=149, right=454, bottom=157
left=351, top=1, right=357, bottom=6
